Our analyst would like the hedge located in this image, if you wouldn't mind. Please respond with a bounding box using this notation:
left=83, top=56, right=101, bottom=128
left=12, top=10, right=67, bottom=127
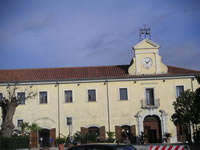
left=0, top=136, right=29, bottom=149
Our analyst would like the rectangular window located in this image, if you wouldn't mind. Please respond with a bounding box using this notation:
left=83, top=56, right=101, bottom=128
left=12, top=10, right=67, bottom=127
left=66, top=117, right=72, bottom=125
left=88, top=89, right=96, bottom=102
left=65, top=90, right=73, bottom=103
left=39, top=91, right=48, bottom=104
left=0, top=93, right=3, bottom=101
left=146, top=88, right=155, bottom=105
left=17, top=119, right=23, bottom=127
left=176, top=86, right=184, bottom=98
left=119, top=88, right=128, bottom=100
left=17, top=92, right=26, bottom=104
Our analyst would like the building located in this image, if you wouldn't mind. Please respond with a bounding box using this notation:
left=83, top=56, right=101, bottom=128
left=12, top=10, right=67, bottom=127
left=0, top=39, right=199, bottom=147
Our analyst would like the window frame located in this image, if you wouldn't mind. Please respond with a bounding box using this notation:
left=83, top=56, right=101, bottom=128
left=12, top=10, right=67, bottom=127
left=16, top=119, right=24, bottom=128
left=119, top=87, right=128, bottom=100
left=17, top=92, right=26, bottom=105
left=87, top=89, right=97, bottom=102
left=64, top=89, right=73, bottom=103
left=145, top=88, right=155, bottom=105
left=176, top=85, right=184, bottom=98
left=39, top=91, right=48, bottom=104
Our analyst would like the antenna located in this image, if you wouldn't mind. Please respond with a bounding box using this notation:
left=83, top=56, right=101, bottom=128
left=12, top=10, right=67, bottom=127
left=139, top=24, right=151, bottom=41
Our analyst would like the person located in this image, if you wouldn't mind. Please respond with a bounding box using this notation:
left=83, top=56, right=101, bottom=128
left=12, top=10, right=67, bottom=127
left=40, top=137, right=43, bottom=147
left=50, top=137, right=53, bottom=146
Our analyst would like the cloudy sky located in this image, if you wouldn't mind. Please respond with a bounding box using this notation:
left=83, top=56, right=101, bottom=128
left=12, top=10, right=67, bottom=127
left=0, top=0, right=200, bottom=70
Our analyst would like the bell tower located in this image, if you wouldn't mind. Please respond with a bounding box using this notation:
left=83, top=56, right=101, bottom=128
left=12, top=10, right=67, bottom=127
left=128, top=26, right=168, bottom=75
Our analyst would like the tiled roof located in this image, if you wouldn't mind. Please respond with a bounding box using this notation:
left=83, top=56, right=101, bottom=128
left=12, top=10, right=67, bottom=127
left=0, top=65, right=199, bottom=83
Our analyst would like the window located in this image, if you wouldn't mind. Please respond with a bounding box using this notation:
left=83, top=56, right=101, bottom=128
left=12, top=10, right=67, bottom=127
left=17, top=92, right=25, bottom=104
left=176, top=86, right=184, bottom=98
left=39, top=91, right=47, bottom=104
left=88, top=89, right=96, bottom=102
left=65, top=90, right=73, bottom=103
left=17, top=119, right=23, bottom=127
left=66, top=117, right=72, bottom=125
left=146, top=88, right=154, bottom=105
left=0, top=93, right=3, bottom=101
left=119, top=88, right=128, bottom=100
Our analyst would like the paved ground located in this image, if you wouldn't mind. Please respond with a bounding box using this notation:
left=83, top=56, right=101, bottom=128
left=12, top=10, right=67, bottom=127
left=17, top=144, right=197, bottom=150
left=19, top=145, right=145, bottom=150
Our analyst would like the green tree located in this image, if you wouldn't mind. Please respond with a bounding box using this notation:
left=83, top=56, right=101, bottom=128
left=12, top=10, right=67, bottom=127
left=21, top=122, right=30, bottom=136
left=171, top=88, right=200, bottom=142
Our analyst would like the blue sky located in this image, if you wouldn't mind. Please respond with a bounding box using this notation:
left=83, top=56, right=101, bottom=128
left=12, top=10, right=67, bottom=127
left=0, top=0, right=200, bottom=70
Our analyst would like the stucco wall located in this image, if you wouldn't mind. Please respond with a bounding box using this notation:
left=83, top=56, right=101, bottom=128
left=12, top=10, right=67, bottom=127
left=0, top=77, right=198, bottom=141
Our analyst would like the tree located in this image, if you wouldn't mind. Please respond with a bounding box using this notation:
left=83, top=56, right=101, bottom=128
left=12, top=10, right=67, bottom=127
left=21, top=122, right=30, bottom=136
left=0, top=83, right=36, bottom=137
left=171, top=88, right=200, bottom=142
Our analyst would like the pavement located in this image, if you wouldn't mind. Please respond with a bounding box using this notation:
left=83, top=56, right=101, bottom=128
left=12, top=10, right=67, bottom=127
left=17, top=144, right=195, bottom=150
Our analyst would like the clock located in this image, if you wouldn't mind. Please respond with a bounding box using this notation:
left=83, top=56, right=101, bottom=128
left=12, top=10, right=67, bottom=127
left=142, top=57, right=153, bottom=69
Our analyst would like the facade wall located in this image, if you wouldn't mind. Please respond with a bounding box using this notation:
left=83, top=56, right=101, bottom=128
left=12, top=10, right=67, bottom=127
left=0, top=76, right=198, bottom=142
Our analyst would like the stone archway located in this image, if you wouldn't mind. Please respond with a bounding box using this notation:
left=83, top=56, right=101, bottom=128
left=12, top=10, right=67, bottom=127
left=135, top=109, right=168, bottom=143
left=143, top=115, right=162, bottom=143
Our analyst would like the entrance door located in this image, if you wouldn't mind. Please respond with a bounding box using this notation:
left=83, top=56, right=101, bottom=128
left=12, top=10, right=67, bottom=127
left=39, top=129, right=50, bottom=147
left=143, top=115, right=162, bottom=143
left=148, top=129, right=157, bottom=143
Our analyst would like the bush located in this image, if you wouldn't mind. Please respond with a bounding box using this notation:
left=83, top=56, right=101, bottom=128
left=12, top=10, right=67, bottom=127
left=73, top=131, right=99, bottom=144
left=56, top=137, right=66, bottom=144
left=0, top=136, right=29, bottom=149
left=106, top=132, right=115, bottom=143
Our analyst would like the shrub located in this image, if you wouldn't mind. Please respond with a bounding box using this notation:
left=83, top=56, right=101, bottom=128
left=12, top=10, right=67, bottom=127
left=73, top=131, right=99, bottom=144
left=106, top=132, right=115, bottom=143
left=0, top=136, right=29, bottom=149
left=56, top=137, right=66, bottom=144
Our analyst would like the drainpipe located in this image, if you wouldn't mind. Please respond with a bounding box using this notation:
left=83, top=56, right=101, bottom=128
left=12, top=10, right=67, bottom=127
left=190, top=78, right=194, bottom=143
left=57, top=81, right=61, bottom=138
left=191, top=78, right=194, bottom=92
left=106, top=80, right=111, bottom=132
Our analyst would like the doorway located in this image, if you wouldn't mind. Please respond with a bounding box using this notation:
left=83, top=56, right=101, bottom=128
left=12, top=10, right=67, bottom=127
left=39, top=129, right=50, bottom=147
left=143, top=115, right=162, bottom=143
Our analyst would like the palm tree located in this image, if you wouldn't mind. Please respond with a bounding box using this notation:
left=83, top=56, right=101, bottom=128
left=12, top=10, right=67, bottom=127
left=28, top=123, right=40, bottom=131
left=21, top=122, right=29, bottom=136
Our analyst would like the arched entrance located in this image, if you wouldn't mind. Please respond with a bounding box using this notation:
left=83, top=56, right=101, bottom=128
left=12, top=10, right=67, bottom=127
left=121, top=125, right=131, bottom=138
left=88, top=126, right=100, bottom=136
left=39, top=129, right=50, bottom=147
left=143, top=115, right=162, bottom=143
left=115, top=125, right=136, bottom=143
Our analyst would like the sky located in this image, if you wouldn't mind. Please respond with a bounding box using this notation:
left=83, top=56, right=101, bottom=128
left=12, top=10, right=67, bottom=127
left=0, top=0, right=200, bottom=70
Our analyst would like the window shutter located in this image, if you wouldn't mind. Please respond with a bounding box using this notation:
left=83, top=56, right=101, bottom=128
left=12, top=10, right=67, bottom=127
left=50, top=128, right=56, bottom=147
left=30, top=130, right=38, bottom=148
left=99, top=126, right=105, bottom=142
left=131, top=125, right=136, bottom=136
left=115, top=126, right=122, bottom=142
left=81, top=127, right=88, bottom=134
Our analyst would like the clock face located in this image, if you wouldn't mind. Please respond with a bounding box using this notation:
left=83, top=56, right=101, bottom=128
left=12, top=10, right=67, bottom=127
left=142, top=57, right=153, bottom=69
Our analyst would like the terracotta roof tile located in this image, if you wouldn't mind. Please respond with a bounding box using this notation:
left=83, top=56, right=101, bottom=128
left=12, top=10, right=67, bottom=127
left=0, top=65, right=199, bottom=83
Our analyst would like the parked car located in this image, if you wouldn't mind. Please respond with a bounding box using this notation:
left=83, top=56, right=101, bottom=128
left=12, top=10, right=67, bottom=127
left=67, top=143, right=137, bottom=150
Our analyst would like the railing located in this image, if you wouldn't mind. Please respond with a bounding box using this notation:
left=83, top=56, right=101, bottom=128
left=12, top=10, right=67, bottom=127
left=141, top=98, right=160, bottom=109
